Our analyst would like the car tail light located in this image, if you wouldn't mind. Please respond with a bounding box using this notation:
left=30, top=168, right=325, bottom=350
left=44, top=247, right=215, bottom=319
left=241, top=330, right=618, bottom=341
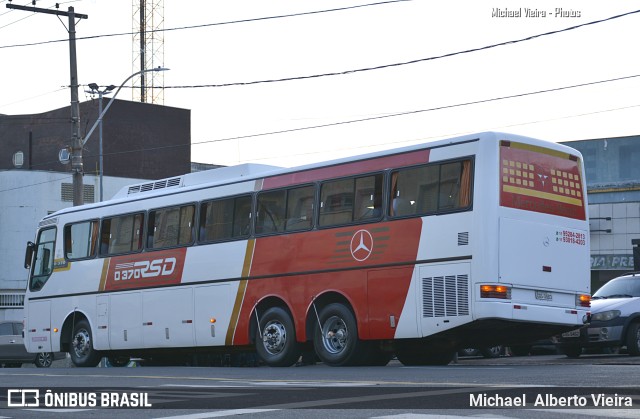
left=576, top=294, right=590, bottom=308
left=480, top=284, right=511, bottom=299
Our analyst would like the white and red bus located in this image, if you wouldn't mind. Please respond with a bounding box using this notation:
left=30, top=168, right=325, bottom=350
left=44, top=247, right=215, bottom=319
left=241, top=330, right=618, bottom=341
left=23, top=132, right=591, bottom=367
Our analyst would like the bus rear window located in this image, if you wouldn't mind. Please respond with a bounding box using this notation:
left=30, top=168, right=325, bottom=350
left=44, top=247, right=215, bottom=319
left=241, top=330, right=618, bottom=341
left=500, top=140, right=586, bottom=220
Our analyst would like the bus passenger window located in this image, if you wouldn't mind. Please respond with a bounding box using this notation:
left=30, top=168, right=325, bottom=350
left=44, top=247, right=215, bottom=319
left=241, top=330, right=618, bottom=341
left=64, top=220, right=98, bottom=260
left=101, top=213, right=144, bottom=255
left=200, top=195, right=252, bottom=242
left=355, top=174, right=383, bottom=221
left=319, top=179, right=354, bottom=227
left=319, top=174, right=382, bottom=226
left=389, top=159, right=472, bottom=218
left=148, top=205, right=195, bottom=249
left=285, top=185, right=315, bottom=232
left=256, top=190, right=286, bottom=234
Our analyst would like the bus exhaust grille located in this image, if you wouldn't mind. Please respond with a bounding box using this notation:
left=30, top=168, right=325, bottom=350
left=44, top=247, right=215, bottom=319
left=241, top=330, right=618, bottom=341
left=422, top=274, right=469, bottom=317
left=458, top=232, right=469, bottom=246
left=127, top=177, right=182, bottom=195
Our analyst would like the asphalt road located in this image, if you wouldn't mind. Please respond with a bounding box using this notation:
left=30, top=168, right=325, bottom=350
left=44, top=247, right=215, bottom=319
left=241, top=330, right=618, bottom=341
left=1, top=353, right=639, bottom=418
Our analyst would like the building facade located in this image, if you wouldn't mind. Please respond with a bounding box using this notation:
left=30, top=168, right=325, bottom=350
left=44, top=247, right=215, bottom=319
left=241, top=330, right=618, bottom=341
left=563, top=135, right=640, bottom=291
left=0, top=99, right=191, bottom=180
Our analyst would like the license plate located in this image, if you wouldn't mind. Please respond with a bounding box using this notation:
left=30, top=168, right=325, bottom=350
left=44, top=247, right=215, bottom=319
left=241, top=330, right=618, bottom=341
left=535, top=290, right=553, bottom=301
left=562, top=329, right=581, bottom=338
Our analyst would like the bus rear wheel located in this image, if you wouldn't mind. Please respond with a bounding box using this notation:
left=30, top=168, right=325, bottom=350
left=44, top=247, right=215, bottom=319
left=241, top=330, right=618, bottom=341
left=70, top=319, right=101, bottom=367
left=255, top=307, right=301, bottom=367
left=313, top=303, right=364, bottom=366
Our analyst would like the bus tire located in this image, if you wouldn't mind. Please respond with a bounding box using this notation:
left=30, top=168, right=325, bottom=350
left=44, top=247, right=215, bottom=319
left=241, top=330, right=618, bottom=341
left=69, top=319, right=101, bottom=367
left=626, top=322, right=640, bottom=356
left=255, top=307, right=300, bottom=367
left=313, top=303, right=364, bottom=366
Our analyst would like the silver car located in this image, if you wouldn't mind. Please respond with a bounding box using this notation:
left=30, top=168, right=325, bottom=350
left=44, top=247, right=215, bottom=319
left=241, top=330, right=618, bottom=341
left=0, top=320, right=66, bottom=368
left=558, top=272, right=640, bottom=357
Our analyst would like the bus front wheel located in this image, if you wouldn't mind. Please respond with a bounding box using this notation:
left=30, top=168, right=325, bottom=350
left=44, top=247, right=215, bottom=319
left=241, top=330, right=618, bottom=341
left=313, top=303, right=364, bottom=366
left=70, top=319, right=101, bottom=367
left=255, top=307, right=301, bottom=367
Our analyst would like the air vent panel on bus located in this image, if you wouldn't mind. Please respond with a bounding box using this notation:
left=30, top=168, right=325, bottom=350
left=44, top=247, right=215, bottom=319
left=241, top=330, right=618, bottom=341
left=422, top=274, right=469, bottom=317
left=127, top=177, right=183, bottom=195
left=457, top=232, right=469, bottom=246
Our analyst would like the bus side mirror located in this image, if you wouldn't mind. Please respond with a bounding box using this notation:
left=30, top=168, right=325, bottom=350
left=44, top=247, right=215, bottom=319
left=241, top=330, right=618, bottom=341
left=24, top=241, right=35, bottom=269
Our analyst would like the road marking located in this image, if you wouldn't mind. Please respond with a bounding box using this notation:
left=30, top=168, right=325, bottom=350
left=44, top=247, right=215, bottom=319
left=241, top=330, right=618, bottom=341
left=153, top=409, right=278, bottom=418
left=160, top=381, right=377, bottom=388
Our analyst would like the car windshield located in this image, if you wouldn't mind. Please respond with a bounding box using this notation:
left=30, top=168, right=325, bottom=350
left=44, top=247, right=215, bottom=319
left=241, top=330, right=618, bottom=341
left=592, top=276, right=640, bottom=299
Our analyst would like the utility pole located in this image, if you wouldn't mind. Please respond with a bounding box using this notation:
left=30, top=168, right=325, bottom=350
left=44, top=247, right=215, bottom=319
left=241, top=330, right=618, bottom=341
left=6, top=3, right=88, bottom=206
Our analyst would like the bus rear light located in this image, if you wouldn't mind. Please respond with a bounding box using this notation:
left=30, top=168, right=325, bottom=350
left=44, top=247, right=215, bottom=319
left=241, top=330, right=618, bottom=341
left=576, top=294, right=591, bottom=308
left=480, top=285, right=511, bottom=299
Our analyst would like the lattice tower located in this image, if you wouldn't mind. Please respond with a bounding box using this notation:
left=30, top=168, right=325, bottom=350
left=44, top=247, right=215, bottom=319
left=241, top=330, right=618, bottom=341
left=132, top=0, right=165, bottom=104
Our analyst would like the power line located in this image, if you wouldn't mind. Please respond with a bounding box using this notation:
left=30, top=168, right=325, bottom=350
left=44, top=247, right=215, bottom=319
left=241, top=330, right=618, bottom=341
left=5, top=72, right=639, bottom=190
left=0, top=0, right=413, bottom=48
left=0, top=174, right=73, bottom=194
left=0, top=0, right=81, bottom=30
left=6, top=101, right=639, bottom=194
left=88, top=73, right=640, bottom=158
left=237, top=104, right=640, bottom=164
left=128, top=9, right=640, bottom=89
left=0, top=86, right=67, bottom=109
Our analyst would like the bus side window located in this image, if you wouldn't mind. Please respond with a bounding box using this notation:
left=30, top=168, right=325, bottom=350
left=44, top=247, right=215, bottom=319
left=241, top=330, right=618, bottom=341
left=148, top=205, right=195, bottom=250
left=389, top=159, right=472, bottom=218
left=200, top=195, right=252, bottom=242
left=64, top=220, right=98, bottom=260
left=101, top=213, right=144, bottom=255
left=319, top=174, right=381, bottom=227
left=354, top=174, right=383, bottom=221
left=319, top=179, right=353, bottom=227
left=256, top=190, right=286, bottom=234
left=284, top=185, right=315, bottom=232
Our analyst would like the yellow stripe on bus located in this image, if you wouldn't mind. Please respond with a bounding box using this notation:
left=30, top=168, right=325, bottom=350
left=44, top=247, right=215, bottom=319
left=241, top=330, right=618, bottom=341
left=503, top=185, right=583, bottom=207
left=505, top=141, right=572, bottom=160
left=98, top=259, right=110, bottom=291
left=225, top=239, right=255, bottom=345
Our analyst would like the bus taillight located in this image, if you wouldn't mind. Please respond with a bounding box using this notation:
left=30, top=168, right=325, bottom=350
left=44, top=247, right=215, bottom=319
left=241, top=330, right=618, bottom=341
left=576, top=294, right=591, bottom=308
left=480, top=285, right=511, bottom=299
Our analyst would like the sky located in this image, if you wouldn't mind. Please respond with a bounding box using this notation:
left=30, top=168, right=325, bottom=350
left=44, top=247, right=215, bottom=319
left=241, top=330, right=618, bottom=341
left=1, top=0, right=640, bottom=169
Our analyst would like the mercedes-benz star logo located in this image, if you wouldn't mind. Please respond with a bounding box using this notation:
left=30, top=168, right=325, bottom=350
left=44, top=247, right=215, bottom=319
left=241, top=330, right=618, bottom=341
left=350, top=230, right=374, bottom=262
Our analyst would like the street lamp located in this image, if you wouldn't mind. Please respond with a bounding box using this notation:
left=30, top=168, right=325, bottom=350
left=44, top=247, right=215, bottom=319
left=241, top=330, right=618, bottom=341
left=81, top=66, right=170, bottom=201
left=85, top=83, right=115, bottom=202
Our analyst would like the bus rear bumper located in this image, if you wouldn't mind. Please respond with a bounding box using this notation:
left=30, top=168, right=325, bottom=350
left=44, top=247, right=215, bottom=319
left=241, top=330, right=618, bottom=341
left=474, top=300, right=587, bottom=328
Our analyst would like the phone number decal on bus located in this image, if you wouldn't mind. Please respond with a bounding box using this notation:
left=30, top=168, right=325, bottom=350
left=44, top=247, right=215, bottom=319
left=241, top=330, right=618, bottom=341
left=556, top=230, right=586, bottom=246
left=102, top=248, right=187, bottom=290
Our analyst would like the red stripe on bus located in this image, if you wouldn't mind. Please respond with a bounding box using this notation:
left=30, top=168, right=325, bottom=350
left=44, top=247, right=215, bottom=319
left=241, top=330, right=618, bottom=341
left=263, top=149, right=430, bottom=189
